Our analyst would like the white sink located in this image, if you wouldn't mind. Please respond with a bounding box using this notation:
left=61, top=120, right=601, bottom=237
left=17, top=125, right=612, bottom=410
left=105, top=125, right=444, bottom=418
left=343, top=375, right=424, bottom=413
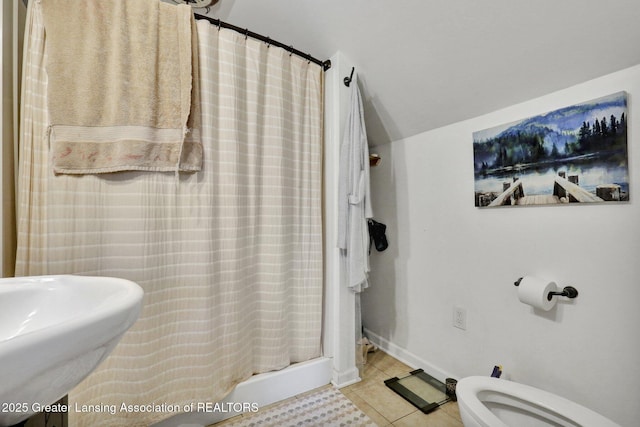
left=0, top=275, right=143, bottom=426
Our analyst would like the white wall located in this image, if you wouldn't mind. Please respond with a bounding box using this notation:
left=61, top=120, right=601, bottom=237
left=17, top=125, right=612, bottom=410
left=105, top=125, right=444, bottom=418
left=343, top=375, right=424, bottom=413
left=363, top=64, right=640, bottom=427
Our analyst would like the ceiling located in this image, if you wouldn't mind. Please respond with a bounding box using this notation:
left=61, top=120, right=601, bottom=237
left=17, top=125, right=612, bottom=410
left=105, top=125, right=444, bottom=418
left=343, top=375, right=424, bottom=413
left=193, top=0, right=640, bottom=146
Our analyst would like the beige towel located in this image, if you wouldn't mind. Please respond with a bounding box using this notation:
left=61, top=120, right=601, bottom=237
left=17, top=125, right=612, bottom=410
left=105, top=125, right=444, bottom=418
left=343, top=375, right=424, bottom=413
left=42, top=0, right=202, bottom=174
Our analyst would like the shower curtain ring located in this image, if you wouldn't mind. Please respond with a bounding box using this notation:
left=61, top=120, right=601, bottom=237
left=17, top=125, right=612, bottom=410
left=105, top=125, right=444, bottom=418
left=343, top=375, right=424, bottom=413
left=244, top=28, right=249, bottom=40
left=217, top=19, right=222, bottom=31
left=266, top=37, right=271, bottom=48
left=288, top=45, right=294, bottom=56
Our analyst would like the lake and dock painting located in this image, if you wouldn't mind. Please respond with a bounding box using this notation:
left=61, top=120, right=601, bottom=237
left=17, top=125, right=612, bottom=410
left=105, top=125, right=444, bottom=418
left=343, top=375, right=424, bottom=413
left=473, top=92, right=629, bottom=207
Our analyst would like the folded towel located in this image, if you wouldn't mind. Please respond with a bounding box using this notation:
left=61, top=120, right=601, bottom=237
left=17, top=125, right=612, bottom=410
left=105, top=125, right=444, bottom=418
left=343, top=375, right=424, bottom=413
left=42, top=0, right=202, bottom=174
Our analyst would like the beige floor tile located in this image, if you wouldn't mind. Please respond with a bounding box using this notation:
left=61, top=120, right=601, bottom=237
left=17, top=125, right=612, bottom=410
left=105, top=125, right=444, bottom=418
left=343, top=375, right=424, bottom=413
left=343, top=365, right=389, bottom=394
left=440, top=401, right=462, bottom=421
left=381, top=359, right=414, bottom=378
left=364, top=349, right=387, bottom=366
left=368, top=352, right=413, bottom=378
left=392, top=408, right=464, bottom=427
left=361, top=356, right=388, bottom=376
left=343, top=390, right=393, bottom=427
left=368, top=351, right=396, bottom=368
left=354, top=381, right=417, bottom=422
left=343, top=350, right=464, bottom=426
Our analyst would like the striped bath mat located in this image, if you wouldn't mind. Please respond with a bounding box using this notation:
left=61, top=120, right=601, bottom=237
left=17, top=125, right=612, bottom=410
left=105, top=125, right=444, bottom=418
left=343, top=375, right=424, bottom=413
left=220, top=385, right=376, bottom=426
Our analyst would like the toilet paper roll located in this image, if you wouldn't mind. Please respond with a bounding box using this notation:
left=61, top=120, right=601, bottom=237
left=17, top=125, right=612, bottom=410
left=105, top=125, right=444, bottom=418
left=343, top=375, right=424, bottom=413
left=517, top=276, right=558, bottom=311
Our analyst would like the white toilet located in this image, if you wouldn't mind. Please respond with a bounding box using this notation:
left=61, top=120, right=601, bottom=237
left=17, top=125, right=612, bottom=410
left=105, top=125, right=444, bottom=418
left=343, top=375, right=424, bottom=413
left=456, top=376, right=620, bottom=427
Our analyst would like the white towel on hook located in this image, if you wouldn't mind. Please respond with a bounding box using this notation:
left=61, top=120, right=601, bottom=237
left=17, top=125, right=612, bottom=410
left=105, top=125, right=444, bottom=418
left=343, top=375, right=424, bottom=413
left=337, top=74, right=373, bottom=292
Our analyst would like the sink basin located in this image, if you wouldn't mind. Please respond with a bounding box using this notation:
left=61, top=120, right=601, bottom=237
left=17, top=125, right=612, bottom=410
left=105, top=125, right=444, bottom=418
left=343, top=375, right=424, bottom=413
left=0, top=275, right=143, bottom=426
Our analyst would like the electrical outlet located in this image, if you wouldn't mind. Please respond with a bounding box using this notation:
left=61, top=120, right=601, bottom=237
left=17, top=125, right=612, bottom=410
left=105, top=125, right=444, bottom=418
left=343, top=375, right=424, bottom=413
left=453, top=306, right=467, bottom=330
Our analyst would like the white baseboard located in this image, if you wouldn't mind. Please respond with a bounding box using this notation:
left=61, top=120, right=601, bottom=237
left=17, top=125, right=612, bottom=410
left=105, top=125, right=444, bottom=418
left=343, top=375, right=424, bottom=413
left=363, top=328, right=458, bottom=382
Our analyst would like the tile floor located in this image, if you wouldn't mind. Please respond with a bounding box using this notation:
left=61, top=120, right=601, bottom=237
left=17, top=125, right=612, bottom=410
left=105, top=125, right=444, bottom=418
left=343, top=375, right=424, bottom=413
left=212, top=350, right=463, bottom=427
left=342, top=350, right=463, bottom=426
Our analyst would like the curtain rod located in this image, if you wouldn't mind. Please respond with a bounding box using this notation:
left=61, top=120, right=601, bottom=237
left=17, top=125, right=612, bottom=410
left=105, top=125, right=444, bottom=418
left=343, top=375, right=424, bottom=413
left=194, top=14, right=332, bottom=72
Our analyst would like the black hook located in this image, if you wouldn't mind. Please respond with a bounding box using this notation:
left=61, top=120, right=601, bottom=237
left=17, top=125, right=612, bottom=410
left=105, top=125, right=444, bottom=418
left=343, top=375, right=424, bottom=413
left=344, top=67, right=355, bottom=87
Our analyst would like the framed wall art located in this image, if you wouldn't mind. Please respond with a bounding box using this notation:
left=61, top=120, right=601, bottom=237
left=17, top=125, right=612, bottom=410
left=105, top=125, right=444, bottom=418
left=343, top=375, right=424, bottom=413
left=473, top=92, right=629, bottom=207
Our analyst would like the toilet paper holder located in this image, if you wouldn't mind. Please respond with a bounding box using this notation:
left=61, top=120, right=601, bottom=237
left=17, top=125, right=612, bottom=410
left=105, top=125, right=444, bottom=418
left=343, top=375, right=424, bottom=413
left=514, top=278, right=579, bottom=301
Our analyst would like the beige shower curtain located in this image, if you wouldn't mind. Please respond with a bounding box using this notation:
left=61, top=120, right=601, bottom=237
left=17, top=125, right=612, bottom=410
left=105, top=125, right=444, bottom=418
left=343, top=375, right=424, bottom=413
left=15, top=4, right=323, bottom=426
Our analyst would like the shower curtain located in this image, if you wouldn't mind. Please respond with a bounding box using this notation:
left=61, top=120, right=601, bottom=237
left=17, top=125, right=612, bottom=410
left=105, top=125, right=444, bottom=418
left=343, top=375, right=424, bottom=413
left=15, top=4, right=324, bottom=426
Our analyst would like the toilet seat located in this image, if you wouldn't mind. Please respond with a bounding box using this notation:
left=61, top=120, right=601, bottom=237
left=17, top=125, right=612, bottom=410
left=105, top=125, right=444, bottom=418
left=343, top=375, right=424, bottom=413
left=457, top=376, right=620, bottom=427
